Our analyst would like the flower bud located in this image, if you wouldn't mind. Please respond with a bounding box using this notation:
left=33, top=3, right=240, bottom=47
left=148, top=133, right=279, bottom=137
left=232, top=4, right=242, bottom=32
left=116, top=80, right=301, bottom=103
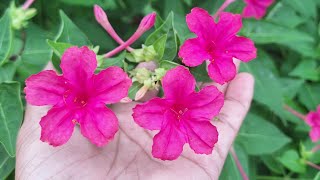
left=131, top=68, right=152, bottom=84
left=154, top=68, right=167, bottom=80
left=127, top=45, right=157, bottom=63
left=94, top=5, right=108, bottom=25
left=138, top=12, right=156, bottom=31
left=10, top=2, right=36, bottom=30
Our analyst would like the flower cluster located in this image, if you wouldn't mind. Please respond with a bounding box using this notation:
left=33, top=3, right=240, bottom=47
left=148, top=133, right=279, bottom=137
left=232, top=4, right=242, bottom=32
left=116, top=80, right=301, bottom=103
left=24, top=1, right=261, bottom=161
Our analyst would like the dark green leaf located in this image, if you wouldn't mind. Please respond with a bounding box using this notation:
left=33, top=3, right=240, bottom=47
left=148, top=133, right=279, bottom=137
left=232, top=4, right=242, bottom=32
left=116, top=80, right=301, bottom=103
left=298, top=84, right=320, bottom=110
left=0, top=145, right=14, bottom=179
left=0, top=62, right=16, bottom=83
left=236, top=113, right=291, bottom=155
left=289, top=60, right=319, bottom=81
left=190, top=62, right=211, bottom=83
left=0, top=82, right=23, bottom=157
left=261, top=156, right=285, bottom=174
left=159, top=60, right=179, bottom=70
left=0, top=10, right=13, bottom=65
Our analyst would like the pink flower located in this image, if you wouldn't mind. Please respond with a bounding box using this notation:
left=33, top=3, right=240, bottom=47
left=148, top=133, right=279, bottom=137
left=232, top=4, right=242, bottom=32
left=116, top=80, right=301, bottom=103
left=179, top=8, right=257, bottom=85
left=242, top=0, right=274, bottom=19
left=25, top=46, right=132, bottom=147
left=306, top=106, right=320, bottom=142
left=132, top=66, right=224, bottom=160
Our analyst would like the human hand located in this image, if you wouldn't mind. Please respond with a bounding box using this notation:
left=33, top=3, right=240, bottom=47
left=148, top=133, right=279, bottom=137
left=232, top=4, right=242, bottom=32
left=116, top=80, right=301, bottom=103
left=16, top=62, right=254, bottom=180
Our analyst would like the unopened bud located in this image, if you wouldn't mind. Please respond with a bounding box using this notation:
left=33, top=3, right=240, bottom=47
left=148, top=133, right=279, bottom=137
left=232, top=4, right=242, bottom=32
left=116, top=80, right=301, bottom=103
left=94, top=5, right=108, bottom=24
left=10, top=2, right=36, bottom=30
left=139, top=12, right=156, bottom=31
left=135, top=85, right=149, bottom=101
left=154, top=68, right=166, bottom=80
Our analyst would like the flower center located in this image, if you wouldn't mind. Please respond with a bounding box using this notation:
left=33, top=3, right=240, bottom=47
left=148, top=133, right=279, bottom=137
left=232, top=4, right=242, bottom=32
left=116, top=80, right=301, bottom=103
left=206, top=41, right=216, bottom=56
left=170, top=104, right=188, bottom=120
left=63, top=90, right=89, bottom=108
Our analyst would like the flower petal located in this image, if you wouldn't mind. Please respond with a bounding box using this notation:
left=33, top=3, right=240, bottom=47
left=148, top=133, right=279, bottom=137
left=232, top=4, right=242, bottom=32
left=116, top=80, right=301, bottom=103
left=242, top=3, right=266, bottom=19
left=79, top=106, right=118, bottom=147
left=179, top=38, right=211, bottom=67
left=152, top=111, right=186, bottom=160
left=25, top=70, right=67, bottom=106
left=186, top=86, right=224, bottom=121
left=162, top=66, right=196, bottom=101
left=133, top=98, right=169, bottom=130
left=226, top=37, right=257, bottom=62
left=93, top=66, right=132, bottom=104
left=40, top=106, right=75, bottom=146
left=183, top=120, right=218, bottom=154
left=310, top=127, right=320, bottom=142
left=186, top=7, right=215, bottom=39
left=214, top=12, right=242, bottom=42
left=208, top=58, right=236, bottom=85
left=60, top=46, right=97, bottom=86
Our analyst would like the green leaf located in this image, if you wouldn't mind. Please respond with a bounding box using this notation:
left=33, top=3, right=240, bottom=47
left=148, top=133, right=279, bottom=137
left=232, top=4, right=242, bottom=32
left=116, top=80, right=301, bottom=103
left=283, top=0, right=316, bottom=19
left=17, top=24, right=52, bottom=80
left=190, top=62, right=211, bottom=83
left=277, top=149, right=306, bottom=173
left=0, top=82, right=23, bottom=157
left=220, top=153, right=243, bottom=180
left=298, top=84, right=320, bottom=110
left=240, top=52, right=287, bottom=123
left=145, top=12, right=178, bottom=61
left=0, top=10, right=13, bottom=65
left=128, top=82, right=143, bottom=100
left=55, top=10, right=91, bottom=46
left=261, top=156, right=285, bottom=174
left=241, top=20, right=316, bottom=57
left=153, top=34, right=167, bottom=61
left=236, top=113, right=291, bottom=155
left=280, top=78, right=304, bottom=99
left=289, top=60, right=319, bottom=81
left=159, top=60, right=179, bottom=70
left=47, top=40, right=73, bottom=58
left=60, top=0, right=117, bottom=9
left=97, top=52, right=126, bottom=71
left=0, top=62, right=16, bottom=83
left=0, top=145, right=14, bottom=179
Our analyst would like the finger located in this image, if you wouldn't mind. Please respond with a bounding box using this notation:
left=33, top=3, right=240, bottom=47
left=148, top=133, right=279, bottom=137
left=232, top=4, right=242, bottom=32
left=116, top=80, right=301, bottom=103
left=202, top=58, right=241, bottom=93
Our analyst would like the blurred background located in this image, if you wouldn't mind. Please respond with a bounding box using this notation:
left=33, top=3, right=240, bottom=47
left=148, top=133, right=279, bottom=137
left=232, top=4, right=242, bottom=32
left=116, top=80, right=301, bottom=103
left=0, top=0, right=320, bottom=179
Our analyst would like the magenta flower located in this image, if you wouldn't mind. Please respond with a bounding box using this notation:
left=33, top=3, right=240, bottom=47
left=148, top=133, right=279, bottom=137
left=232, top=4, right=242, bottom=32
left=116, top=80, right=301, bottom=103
left=179, top=8, right=257, bottom=85
left=25, top=46, right=132, bottom=147
left=306, top=106, right=320, bottom=142
left=132, top=66, right=224, bottom=160
left=242, top=0, right=274, bottom=19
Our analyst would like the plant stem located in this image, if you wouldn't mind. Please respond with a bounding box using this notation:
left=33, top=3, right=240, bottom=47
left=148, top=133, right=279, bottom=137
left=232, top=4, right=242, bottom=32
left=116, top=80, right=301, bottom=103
left=306, top=161, right=320, bottom=171
left=104, top=30, right=143, bottom=58
left=22, top=0, right=35, bottom=10
left=212, top=0, right=236, bottom=19
left=230, top=146, right=249, bottom=180
left=284, top=105, right=306, bottom=121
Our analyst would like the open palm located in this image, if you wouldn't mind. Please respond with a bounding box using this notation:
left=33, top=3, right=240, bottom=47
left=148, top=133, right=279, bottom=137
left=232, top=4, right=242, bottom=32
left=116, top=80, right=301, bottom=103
left=16, top=69, right=254, bottom=180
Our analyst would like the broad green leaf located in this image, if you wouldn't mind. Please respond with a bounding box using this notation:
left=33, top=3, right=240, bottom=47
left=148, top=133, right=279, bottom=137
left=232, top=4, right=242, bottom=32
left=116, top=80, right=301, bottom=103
left=17, top=24, right=52, bottom=80
left=283, top=0, right=316, bottom=19
left=0, top=82, right=23, bottom=157
left=47, top=40, right=73, bottom=58
left=0, top=10, right=13, bottom=65
left=241, top=20, right=316, bottom=57
left=154, top=15, right=164, bottom=29
left=289, top=60, right=319, bottom=81
left=240, top=52, right=287, bottom=123
left=190, top=62, right=211, bottom=83
left=162, top=28, right=178, bottom=61
left=261, top=156, right=285, bottom=174
left=55, top=10, right=91, bottom=46
left=159, top=60, right=179, bottom=70
left=146, top=12, right=174, bottom=45
left=153, top=34, right=167, bottom=61
left=277, top=149, right=306, bottom=173
left=60, top=0, right=117, bottom=9
left=0, top=62, right=16, bottom=83
left=0, top=145, right=14, bottom=179
left=267, top=2, right=306, bottom=28
left=314, top=172, right=320, bottom=180
left=280, top=78, right=304, bottom=99
left=298, top=84, right=320, bottom=110
left=97, top=52, right=126, bottom=71
left=236, top=113, right=291, bottom=155
left=128, top=82, right=143, bottom=100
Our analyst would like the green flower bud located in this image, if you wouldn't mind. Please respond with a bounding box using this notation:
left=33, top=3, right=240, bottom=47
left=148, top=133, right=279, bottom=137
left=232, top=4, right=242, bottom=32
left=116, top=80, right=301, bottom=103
left=127, top=45, right=157, bottom=63
left=154, top=68, right=167, bottom=80
left=131, top=68, right=152, bottom=84
left=9, top=2, right=37, bottom=30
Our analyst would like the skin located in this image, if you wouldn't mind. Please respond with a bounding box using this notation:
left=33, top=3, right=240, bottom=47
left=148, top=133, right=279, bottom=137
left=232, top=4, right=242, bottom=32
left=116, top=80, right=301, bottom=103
left=16, top=61, right=254, bottom=180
